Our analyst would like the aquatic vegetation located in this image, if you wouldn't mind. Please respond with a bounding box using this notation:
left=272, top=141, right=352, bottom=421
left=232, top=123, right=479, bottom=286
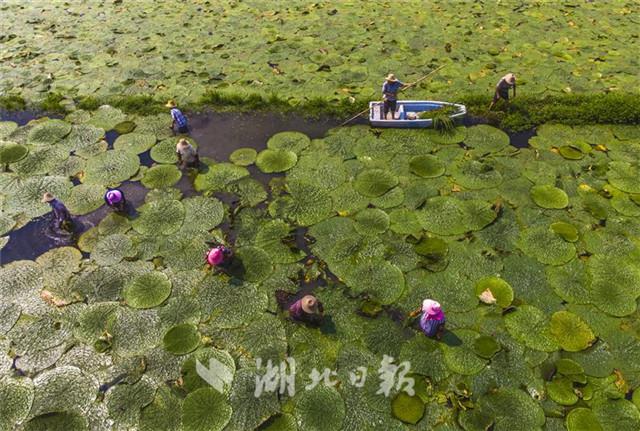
left=1, top=112, right=640, bottom=430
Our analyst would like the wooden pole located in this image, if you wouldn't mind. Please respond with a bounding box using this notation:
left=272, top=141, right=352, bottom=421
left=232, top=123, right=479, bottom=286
left=338, top=65, right=446, bottom=126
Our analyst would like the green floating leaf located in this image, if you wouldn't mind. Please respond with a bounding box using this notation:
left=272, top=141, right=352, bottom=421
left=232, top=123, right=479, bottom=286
left=114, top=132, right=156, bottom=154
left=92, top=233, right=135, bottom=266
left=440, top=329, right=487, bottom=375
left=139, top=386, right=183, bottom=431
left=354, top=208, right=389, bottom=235
left=106, top=376, right=157, bottom=428
left=267, top=131, right=311, bottom=153
left=464, top=124, right=510, bottom=153
left=83, top=149, right=140, bottom=185
left=182, top=387, right=232, bottom=431
left=409, top=155, right=445, bottom=178
left=0, top=376, right=34, bottom=430
left=113, top=120, right=137, bottom=134
left=354, top=168, right=398, bottom=197
left=587, top=255, right=640, bottom=317
left=518, top=226, right=576, bottom=265
left=229, top=147, right=257, bottom=166
left=133, top=199, right=185, bottom=235
left=65, top=183, right=105, bottom=215
left=344, top=259, right=405, bottom=305
left=549, top=311, right=595, bottom=352
left=559, top=145, right=584, bottom=160
left=530, top=184, right=569, bottom=209
left=0, top=121, right=18, bottom=139
left=607, top=161, right=640, bottom=194
left=27, top=119, right=72, bottom=145
left=182, top=347, right=236, bottom=393
left=284, top=181, right=334, bottom=226
left=418, top=196, right=497, bottom=235
left=451, top=160, right=503, bottom=190
left=473, top=335, right=501, bottom=359
left=180, top=195, right=224, bottom=234
left=505, top=305, right=558, bottom=352
left=234, top=246, right=273, bottom=283
left=141, top=164, right=182, bottom=189
left=474, top=276, right=514, bottom=307
left=256, top=148, right=298, bottom=173
left=31, top=366, right=97, bottom=417
left=460, top=388, right=545, bottom=431
left=0, top=142, right=29, bottom=164
left=389, top=208, right=422, bottom=236
left=194, top=163, right=249, bottom=192
left=551, top=221, right=579, bottom=242
left=164, top=324, right=201, bottom=355
left=566, top=408, right=603, bottom=431
left=88, top=105, right=127, bottom=130
left=123, top=272, right=172, bottom=309
left=293, top=385, right=345, bottom=431
left=413, top=236, right=449, bottom=272
left=23, top=412, right=87, bottom=431
left=391, top=392, right=425, bottom=424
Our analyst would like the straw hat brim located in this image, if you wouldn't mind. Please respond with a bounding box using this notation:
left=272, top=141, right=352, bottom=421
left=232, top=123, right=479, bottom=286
left=165, top=101, right=176, bottom=108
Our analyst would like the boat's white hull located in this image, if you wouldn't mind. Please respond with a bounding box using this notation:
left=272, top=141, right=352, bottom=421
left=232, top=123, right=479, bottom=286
left=369, top=100, right=466, bottom=128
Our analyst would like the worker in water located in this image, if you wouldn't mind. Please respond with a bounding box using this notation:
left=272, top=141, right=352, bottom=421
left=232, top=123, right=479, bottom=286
left=104, top=188, right=126, bottom=212
left=205, top=244, right=233, bottom=269
left=41, top=192, right=72, bottom=231
left=489, top=72, right=516, bottom=110
left=418, top=299, right=446, bottom=339
left=166, top=99, right=189, bottom=134
left=382, top=73, right=405, bottom=120
left=176, top=138, right=200, bottom=169
left=276, top=291, right=324, bottom=326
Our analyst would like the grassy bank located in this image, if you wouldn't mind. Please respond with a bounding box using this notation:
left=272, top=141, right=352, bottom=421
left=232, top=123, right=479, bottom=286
left=2, top=91, right=639, bottom=132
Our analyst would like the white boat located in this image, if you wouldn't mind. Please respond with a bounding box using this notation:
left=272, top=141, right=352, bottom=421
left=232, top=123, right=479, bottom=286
left=369, top=100, right=466, bottom=128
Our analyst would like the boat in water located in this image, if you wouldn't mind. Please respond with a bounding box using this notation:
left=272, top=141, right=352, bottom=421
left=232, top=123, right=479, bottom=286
left=369, top=100, right=466, bottom=128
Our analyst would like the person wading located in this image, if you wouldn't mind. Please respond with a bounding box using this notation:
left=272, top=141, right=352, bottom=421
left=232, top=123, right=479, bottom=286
left=276, top=291, right=324, bottom=326
left=166, top=100, right=189, bottom=134
left=42, top=192, right=72, bottom=231
left=382, top=73, right=406, bottom=120
left=176, top=138, right=200, bottom=169
left=489, top=72, right=516, bottom=110
left=104, top=188, right=126, bottom=212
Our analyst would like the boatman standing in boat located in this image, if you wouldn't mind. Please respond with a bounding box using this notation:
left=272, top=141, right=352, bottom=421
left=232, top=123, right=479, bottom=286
left=489, top=73, right=516, bottom=110
left=382, top=73, right=406, bottom=120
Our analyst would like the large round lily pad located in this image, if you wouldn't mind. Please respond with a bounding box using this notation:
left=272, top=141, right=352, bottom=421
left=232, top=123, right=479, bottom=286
left=530, top=185, right=569, bottom=209
left=549, top=311, right=595, bottom=352
left=409, top=155, right=445, bottom=178
left=83, top=149, right=140, bottom=185
left=451, top=160, right=503, bottom=190
left=354, top=169, right=398, bottom=197
left=27, top=119, right=72, bottom=145
left=391, top=392, right=424, bottom=424
left=0, top=142, right=29, bottom=164
left=256, top=148, right=298, bottom=173
left=293, top=385, right=345, bottom=431
left=113, top=132, right=156, bottom=154
left=474, top=276, right=514, bottom=307
left=518, top=226, right=576, bottom=265
left=133, top=199, right=185, bottom=235
left=182, top=387, right=231, bottom=431
left=229, top=147, right=257, bottom=166
left=164, top=323, right=201, bottom=355
left=123, top=272, right=172, bottom=309
left=354, top=208, right=390, bottom=235
left=418, top=196, right=497, bottom=235
left=0, top=376, right=34, bottom=430
left=267, top=131, right=310, bottom=153
left=141, top=164, right=182, bottom=189
left=505, top=305, right=558, bottom=352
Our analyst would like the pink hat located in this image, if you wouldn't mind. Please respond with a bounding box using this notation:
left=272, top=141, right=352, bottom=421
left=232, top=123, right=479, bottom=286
left=207, top=247, right=224, bottom=266
left=422, top=299, right=442, bottom=316
left=106, top=190, right=123, bottom=204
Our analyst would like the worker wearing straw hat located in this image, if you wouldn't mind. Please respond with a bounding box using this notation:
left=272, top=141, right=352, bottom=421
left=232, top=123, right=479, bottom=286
left=489, top=72, right=516, bottom=110
left=381, top=73, right=406, bottom=120
left=275, top=291, right=324, bottom=326
left=41, top=192, right=72, bottom=230
left=175, top=138, right=200, bottom=169
left=166, top=99, right=189, bottom=134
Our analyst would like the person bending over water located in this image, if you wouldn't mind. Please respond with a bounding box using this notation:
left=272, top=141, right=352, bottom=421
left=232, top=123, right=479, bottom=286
left=176, top=138, right=200, bottom=169
left=42, top=192, right=72, bottom=231
left=104, top=188, right=126, bottom=212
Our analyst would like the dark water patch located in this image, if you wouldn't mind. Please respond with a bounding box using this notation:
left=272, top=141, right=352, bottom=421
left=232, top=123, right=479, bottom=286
left=0, top=109, right=62, bottom=125
left=510, top=128, right=536, bottom=148
left=188, top=110, right=340, bottom=161
left=104, top=130, right=119, bottom=148
left=138, top=150, right=153, bottom=167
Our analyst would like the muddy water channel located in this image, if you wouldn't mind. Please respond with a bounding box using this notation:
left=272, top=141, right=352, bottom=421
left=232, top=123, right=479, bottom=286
left=0, top=109, right=532, bottom=265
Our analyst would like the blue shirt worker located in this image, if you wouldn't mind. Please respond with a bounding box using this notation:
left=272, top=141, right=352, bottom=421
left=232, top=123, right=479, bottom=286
left=166, top=99, right=189, bottom=134
left=382, top=74, right=405, bottom=119
left=42, top=192, right=72, bottom=230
